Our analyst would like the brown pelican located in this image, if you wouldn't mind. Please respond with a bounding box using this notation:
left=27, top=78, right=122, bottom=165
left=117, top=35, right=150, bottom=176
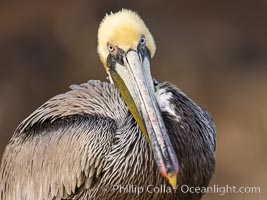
left=0, top=9, right=216, bottom=200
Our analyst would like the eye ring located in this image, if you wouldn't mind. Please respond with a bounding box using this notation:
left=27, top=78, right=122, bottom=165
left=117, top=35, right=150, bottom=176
left=140, top=36, right=146, bottom=46
left=107, top=44, right=114, bottom=52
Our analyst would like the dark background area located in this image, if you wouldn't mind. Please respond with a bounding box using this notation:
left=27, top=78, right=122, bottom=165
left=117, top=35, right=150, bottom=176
left=0, top=1, right=266, bottom=199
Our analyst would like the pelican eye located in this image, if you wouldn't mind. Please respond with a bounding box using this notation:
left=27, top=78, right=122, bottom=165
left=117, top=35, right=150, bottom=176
left=107, top=44, right=115, bottom=52
left=140, top=36, right=146, bottom=46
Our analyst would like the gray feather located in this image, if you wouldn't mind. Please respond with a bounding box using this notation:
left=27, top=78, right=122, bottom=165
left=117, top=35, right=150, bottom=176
left=0, top=80, right=216, bottom=200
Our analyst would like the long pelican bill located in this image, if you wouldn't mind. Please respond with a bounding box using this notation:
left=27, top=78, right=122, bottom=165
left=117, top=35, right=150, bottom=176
left=108, top=45, right=179, bottom=189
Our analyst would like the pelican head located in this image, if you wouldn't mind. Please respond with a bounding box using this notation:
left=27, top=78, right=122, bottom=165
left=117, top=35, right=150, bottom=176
left=97, top=9, right=179, bottom=188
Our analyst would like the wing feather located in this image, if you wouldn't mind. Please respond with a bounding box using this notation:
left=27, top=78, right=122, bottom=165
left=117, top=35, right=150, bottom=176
left=0, top=81, right=128, bottom=200
left=0, top=115, right=116, bottom=200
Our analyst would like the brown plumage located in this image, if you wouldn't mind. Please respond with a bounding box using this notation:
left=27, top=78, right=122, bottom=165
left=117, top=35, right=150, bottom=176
left=0, top=9, right=216, bottom=200
left=0, top=81, right=215, bottom=199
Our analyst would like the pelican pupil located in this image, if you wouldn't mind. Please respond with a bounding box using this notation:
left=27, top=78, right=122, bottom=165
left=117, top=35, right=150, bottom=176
left=140, top=37, right=146, bottom=45
left=108, top=44, right=114, bottom=52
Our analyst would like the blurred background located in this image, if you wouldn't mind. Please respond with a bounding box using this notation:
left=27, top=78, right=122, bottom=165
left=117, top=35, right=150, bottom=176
left=0, top=0, right=266, bottom=199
